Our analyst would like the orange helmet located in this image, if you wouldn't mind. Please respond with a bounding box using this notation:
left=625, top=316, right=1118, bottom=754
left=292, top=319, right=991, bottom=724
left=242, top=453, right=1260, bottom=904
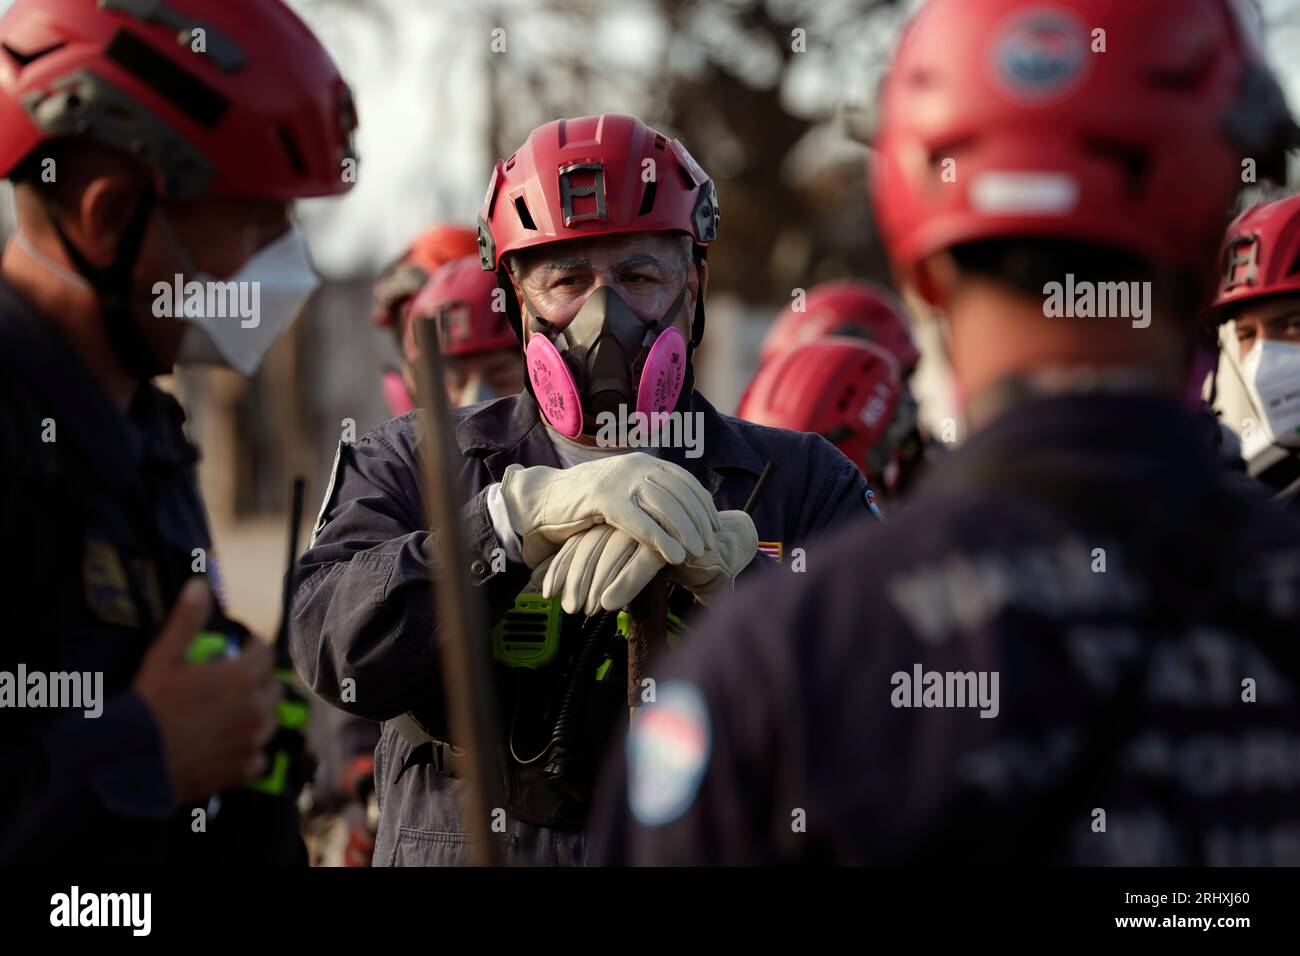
left=372, top=225, right=478, bottom=329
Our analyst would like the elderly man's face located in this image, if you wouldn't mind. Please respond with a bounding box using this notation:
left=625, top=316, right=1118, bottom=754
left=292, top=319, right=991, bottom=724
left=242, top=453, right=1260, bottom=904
left=508, top=232, right=702, bottom=344
left=1232, top=294, right=1300, bottom=361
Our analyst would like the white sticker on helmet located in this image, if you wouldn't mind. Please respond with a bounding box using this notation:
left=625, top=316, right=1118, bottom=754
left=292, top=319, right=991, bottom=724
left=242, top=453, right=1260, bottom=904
left=969, top=171, right=1080, bottom=215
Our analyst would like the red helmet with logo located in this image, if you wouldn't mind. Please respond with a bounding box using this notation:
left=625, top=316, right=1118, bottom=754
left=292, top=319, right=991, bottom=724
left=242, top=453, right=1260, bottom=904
left=373, top=225, right=479, bottom=329
left=0, top=0, right=357, bottom=200
left=871, top=0, right=1296, bottom=297
left=1211, top=194, right=1300, bottom=319
left=760, top=280, right=921, bottom=374
left=477, top=113, right=720, bottom=344
left=405, top=255, right=515, bottom=360
left=738, top=337, right=903, bottom=474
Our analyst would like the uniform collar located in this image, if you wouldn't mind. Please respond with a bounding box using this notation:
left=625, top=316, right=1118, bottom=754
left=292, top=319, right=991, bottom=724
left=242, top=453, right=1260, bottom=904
left=454, top=391, right=765, bottom=491
left=0, top=279, right=195, bottom=492
left=950, top=389, right=1216, bottom=491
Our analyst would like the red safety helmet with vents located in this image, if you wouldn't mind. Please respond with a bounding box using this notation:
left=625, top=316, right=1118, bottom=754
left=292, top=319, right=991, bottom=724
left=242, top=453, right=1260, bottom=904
left=0, top=0, right=357, bottom=200
left=1211, top=194, right=1300, bottom=319
left=871, top=0, right=1297, bottom=300
left=760, top=280, right=921, bottom=374
left=738, top=336, right=904, bottom=474
left=405, top=255, right=515, bottom=361
left=477, top=113, right=720, bottom=345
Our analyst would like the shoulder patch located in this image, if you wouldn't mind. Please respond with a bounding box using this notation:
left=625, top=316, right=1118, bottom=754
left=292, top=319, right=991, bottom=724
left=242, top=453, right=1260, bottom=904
left=83, top=538, right=139, bottom=628
left=865, top=487, right=884, bottom=521
left=628, top=679, right=712, bottom=828
left=757, top=540, right=783, bottom=563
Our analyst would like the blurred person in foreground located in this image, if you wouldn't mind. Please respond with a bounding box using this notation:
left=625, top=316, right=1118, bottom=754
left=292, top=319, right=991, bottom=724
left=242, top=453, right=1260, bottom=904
left=0, top=0, right=355, bottom=864
left=596, top=0, right=1300, bottom=865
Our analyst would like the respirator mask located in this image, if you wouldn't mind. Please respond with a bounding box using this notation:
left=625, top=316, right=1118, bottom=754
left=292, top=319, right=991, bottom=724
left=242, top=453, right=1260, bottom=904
left=522, top=283, right=690, bottom=438
left=1240, top=338, right=1300, bottom=457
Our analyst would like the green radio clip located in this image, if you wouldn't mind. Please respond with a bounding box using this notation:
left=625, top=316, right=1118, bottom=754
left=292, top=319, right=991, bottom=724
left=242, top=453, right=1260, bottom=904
left=492, top=593, right=563, bottom=669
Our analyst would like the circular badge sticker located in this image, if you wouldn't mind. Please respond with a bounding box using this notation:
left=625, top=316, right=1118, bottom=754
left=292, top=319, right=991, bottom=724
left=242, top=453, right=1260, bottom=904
left=991, top=8, right=1090, bottom=102
left=627, top=680, right=712, bottom=828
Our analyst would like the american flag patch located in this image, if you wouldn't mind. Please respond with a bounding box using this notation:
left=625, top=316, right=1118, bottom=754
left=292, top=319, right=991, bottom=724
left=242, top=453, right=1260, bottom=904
left=757, top=541, right=782, bottom=563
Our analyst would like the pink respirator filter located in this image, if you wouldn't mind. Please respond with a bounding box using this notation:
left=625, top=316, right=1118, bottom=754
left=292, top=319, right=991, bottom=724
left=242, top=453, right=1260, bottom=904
left=527, top=334, right=584, bottom=437
left=382, top=370, right=415, bottom=418
left=635, top=325, right=687, bottom=419
left=527, top=326, right=688, bottom=438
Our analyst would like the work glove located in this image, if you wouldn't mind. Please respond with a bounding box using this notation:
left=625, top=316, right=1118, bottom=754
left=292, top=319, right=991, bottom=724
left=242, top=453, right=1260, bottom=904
left=667, top=509, right=759, bottom=605
left=533, top=509, right=758, bottom=615
left=532, top=523, right=667, bottom=617
left=498, top=452, right=719, bottom=568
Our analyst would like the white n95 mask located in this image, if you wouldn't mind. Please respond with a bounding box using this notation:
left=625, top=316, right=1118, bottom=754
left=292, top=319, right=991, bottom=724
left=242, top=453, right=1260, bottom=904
left=1240, top=338, right=1300, bottom=458
left=168, top=223, right=321, bottom=376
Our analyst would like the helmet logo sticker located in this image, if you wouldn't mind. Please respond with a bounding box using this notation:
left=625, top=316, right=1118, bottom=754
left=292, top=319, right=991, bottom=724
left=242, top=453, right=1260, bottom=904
left=558, top=162, right=607, bottom=226
left=1222, top=235, right=1262, bottom=293
left=993, top=9, right=1088, bottom=101
left=439, top=302, right=472, bottom=346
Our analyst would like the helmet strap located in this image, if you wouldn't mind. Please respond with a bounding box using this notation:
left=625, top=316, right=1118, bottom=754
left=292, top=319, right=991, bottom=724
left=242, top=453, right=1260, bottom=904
left=43, top=186, right=163, bottom=382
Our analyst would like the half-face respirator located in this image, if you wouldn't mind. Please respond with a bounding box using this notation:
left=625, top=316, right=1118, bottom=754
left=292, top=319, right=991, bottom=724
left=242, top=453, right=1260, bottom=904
left=523, top=284, right=689, bottom=437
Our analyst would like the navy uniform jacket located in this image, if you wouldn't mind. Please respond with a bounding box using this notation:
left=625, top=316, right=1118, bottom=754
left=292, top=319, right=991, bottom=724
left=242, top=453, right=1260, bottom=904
left=1248, top=444, right=1300, bottom=507
left=0, top=282, right=208, bottom=864
left=595, top=392, right=1300, bottom=865
left=291, top=389, right=874, bottom=865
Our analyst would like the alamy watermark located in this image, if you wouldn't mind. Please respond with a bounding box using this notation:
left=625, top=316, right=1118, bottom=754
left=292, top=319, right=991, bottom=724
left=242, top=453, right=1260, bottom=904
left=152, top=275, right=260, bottom=328
left=1, top=665, right=103, bottom=718
left=50, top=886, right=151, bottom=936
left=890, top=664, right=1000, bottom=718
left=594, top=407, right=705, bottom=459
left=1043, top=274, right=1151, bottom=329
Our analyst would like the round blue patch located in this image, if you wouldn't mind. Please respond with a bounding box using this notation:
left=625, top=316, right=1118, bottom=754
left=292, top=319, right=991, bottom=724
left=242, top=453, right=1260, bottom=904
left=865, top=486, right=884, bottom=521
left=627, top=680, right=712, bottom=828
left=993, top=9, right=1088, bottom=100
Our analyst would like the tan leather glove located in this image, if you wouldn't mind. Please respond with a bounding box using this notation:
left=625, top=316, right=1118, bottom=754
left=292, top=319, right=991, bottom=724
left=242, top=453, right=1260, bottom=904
left=498, top=452, right=719, bottom=568
left=532, top=523, right=667, bottom=617
left=666, top=509, right=758, bottom=605
left=533, top=509, right=758, bottom=615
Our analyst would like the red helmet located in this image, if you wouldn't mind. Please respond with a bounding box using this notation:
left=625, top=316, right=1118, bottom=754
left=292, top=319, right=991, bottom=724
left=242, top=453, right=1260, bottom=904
left=0, top=0, right=357, bottom=201
left=871, top=0, right=1296, bottom=294
left=760, top=280, right=920, bottom=374
left=738, top=337, right=903, bottom=474
left=405, top=255, right=515, bottom=360
left=477, top=114, right=720, bottom=343
left=372, top=225, right=479, bottom=329
left=1211, top=194, right=1300, bottom=319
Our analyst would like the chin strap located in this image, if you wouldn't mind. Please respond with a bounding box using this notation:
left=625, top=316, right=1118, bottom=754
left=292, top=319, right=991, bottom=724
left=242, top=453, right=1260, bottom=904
left=44, top=187, right=163, bottom=382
